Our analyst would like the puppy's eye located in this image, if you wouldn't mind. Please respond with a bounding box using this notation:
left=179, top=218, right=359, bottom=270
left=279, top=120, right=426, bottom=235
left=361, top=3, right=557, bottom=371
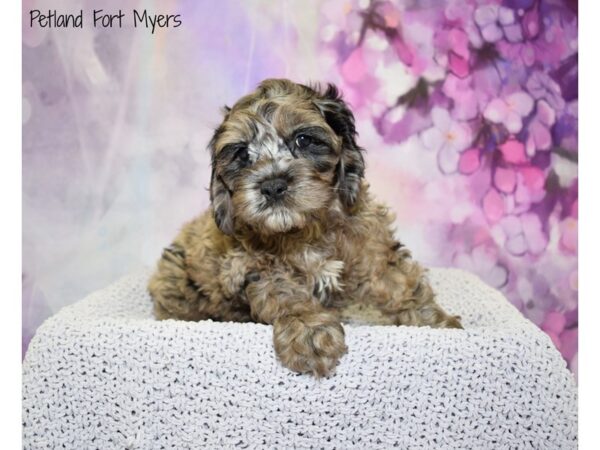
left=235, top=147, right=249, bottom=163
left=295, top=134, right=313, bottom=149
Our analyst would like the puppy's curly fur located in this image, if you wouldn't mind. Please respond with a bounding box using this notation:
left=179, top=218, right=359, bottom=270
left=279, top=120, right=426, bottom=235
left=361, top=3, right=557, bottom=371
left=148, top=79, right=462, bottom=377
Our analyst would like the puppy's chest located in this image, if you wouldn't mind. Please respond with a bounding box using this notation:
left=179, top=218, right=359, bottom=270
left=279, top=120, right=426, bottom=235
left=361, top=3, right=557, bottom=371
left=297, top=250, right=345, bottom=304
left=269, top=249, right=346, bottom=304
left=219, top=248, right=345, bottom=304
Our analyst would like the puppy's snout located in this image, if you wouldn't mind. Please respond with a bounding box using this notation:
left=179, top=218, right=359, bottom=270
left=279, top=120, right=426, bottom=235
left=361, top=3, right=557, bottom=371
left=260, top=178, right=288, bottom=201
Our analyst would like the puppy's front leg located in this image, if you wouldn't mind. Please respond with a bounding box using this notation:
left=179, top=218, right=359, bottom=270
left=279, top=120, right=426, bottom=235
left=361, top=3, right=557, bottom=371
left=149, top=242, right=208, bottom=321
left=273, top=304, right=347, bottom=377
left=245, top=274, right=347, bottom=377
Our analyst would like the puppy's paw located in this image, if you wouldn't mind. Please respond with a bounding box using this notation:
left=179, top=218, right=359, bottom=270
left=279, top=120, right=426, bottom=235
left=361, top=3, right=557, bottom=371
left=445, top=315, right=463, bottom=329
left=273, top=314, right=347, bottom=377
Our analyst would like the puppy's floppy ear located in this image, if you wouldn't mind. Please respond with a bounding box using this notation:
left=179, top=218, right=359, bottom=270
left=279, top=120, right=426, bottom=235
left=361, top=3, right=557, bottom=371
left=208, top=127, right=235, bottom=235
left=311, top=83, right=365, bottom=208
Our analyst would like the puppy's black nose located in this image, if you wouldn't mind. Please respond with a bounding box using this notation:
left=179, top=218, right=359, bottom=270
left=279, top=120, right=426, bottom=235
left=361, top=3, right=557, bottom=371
left=260, top=178, right=288, bottom=201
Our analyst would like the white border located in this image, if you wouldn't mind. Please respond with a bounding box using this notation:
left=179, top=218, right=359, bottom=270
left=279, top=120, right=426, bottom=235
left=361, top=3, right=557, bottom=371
left=7, top=1, right=589, bottom=448
left=0, top=0, right=22, bottom=447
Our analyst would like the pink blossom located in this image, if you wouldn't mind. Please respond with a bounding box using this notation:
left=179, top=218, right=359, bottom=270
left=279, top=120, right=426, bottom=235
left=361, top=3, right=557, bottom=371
left=560, top=217, right=577, bottom=254
left=494, top=167, right=517, bottom=193
left=497, top=40, right=537, bottom=67
left=443, top=74, right=479, bottom=121
left=542, top=311, right=566, bottom=334
left=515, top=166, right=546, bottom=207
left=379, top=2, right=402, bottom=28
left=445, top=0, right=473, bottom=25
left=444, top=0, right=483, bottom=49
left=448, top=52, right=470, bottom=78
left=421, top=108, right=473, bottom=173
left=522, top=1, right=541, bottom=40
left=391, top=36, right=414, bottom=67
left=447, top=28, right=470, bottom=60
left=526, top=71, right=566, bottom=112
left=542, top=311, right=568, bottom=352
left=484, top=92, right=534, bottom=133
left=519, top=213, right=549, bottom=255
left=471, top=65, right=503, bottom=110
left=499, top=139, right=528, bottom=164
left=435, top=28, right=471, bottom=78
left=453, top=244, right=508, bottom=288
left=474, top=4, right=523, bottom=43
left=526, top=100, right=556, bottom=156
left=542, top=312, right=565, bottom=351
left=516, top=273, right=552, bottom=326
left=483, top=188, right=505, bottom=223
left=497, top=15, right=576, bottom=69
left=529, top=13, right=577, bottom=67
left=560, top=326, right=578, bottom=364
left=341, top=48, right=368, bottom=84
left=459, top=148, right=481, bottom=174
left=318, top=0, right=578, bottom=373
left=498, top=213, right=548, bottom=256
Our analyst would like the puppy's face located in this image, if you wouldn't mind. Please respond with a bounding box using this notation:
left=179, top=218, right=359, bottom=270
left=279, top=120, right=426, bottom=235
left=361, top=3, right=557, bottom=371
left=209, top=79, right=365, bottom=235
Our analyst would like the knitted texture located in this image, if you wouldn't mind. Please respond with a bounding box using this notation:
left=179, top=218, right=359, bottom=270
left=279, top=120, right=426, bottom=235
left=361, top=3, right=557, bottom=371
left=22, top=268, right=577, bottom=449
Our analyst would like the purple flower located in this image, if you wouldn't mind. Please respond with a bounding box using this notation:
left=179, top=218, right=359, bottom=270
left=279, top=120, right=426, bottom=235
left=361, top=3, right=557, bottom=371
left=526, top=100, right=556, bottom=156
left=484, top=91, right=534, bottom=133
left=526, top=71, right=566, bottom=112
left=434, top=28, right=471, bottom=78
left=514, top=165, right=546, bottom=208
left=474, top=4, right=523, bottom=43
left=453, top=244, right=509, bottom=288
left=553, top=101, right=578, bottom=152
left=496, top=213, right=548, bottom=256
left=497, top=40, right=536, bottom=67
left=444, top=0, right=484, bottom=49
left=318, top=0, right=577, bottom=373
left=483, top=187, right=505, bottom=223
left=442, top=74, right=479, bottom=121
left=559, top=217, right=577, bottom=255
left=421, top=107, right=473, bottom=173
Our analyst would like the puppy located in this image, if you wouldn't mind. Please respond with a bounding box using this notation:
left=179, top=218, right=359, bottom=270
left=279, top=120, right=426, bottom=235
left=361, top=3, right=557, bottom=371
left=148, top=79, right=462, bottom=377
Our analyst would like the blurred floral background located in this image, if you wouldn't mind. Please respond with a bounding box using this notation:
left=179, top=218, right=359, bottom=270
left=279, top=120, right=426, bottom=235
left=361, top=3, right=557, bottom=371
left=23, top=0, right=577, bottom=375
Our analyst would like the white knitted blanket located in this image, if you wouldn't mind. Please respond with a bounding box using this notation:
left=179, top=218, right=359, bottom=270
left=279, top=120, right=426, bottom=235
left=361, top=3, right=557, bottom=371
left=22, top=268, right=577, bottom=449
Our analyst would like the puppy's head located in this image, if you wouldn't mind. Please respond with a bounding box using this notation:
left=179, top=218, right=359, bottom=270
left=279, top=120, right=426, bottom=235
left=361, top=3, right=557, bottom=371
left=209, top=79, right=365, bottom=235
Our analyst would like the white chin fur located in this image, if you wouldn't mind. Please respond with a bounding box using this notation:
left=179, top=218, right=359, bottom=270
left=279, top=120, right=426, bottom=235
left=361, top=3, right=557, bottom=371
left=262, top=208, right=306, bottom=233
